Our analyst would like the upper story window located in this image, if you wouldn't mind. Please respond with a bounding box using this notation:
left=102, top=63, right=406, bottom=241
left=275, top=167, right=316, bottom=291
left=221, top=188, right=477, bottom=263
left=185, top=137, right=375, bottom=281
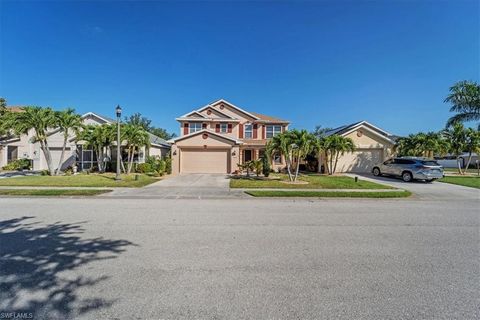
left=244, top=124, right=253, bottom=139
left=189, top=122, right=202, bottom=134
left=266, top=125, right=282, bottom=138
left=220, top=123, right=228, bottom=133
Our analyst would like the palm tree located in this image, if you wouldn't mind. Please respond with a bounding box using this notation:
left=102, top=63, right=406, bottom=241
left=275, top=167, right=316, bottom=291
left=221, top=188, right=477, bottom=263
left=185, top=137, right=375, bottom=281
left=267, top=132, right=295, bottom=181
left=122, top=123, right=150, bottom=174
left=289, top=129, right=317, bottom=181
left=319, top=135, right=355, bottom=175
left=445, top=80, right=480, bottom=127
left=5, top=106, right=58, bottom=175
left=464, top=128, right=480, bottom=171
left=80, top=124, right=115, bottom=173
left=442, top=123, right=467, bottom=174
left=54, top=109, right=83, bottom=175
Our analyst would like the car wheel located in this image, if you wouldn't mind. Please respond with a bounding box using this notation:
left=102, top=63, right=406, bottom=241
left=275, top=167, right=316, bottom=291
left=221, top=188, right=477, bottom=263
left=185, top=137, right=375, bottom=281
left=402, top=171, right=413, bottom=182
left=372, top=167, right=381, bottom=176
left=426, top=179, right=437, bottom=183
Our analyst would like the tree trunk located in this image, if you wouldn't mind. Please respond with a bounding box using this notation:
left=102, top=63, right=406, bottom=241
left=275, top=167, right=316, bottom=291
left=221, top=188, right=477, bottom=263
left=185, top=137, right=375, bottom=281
left=333, top=152, right=340, bottom=174
left=324, top=152, right=329, bottom=175
left=457, top=156, right=463, bottom=175
left=464, top=152, right=473, bottom=174
left=294, top=154, right=301, bottom=182
left=40, top=140, right=55, bottom=176
left=285, top=153, right=293, bottom=181
left=329, top=151, right=334, bottom=175
left=55, top=133, right=68, bottom=175
left=127, top=146, right=135, bottom=174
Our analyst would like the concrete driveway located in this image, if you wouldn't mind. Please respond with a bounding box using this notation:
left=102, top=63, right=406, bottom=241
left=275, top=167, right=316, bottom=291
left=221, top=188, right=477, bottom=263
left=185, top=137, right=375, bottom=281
left=108, top=174, right=247, bottom=199
left=347, top=173, right=479, bottom=200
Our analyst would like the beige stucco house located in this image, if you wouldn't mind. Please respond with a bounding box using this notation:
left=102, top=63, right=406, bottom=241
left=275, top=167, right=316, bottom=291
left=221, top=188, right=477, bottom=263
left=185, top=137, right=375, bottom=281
left=169, top=99, right=289, bottom=174
left=0, top=110, right=170, bottom=172
left=319, top=121, right=396, bottom=173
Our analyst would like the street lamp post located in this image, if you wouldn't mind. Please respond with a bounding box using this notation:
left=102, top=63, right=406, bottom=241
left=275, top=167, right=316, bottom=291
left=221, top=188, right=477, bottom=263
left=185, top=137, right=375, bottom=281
left=115, top=105, right=122, bottom=181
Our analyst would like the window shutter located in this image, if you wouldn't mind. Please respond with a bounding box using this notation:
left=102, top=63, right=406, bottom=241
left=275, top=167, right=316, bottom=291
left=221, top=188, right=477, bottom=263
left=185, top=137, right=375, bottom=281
left=253, top=124, right=258, bottom=139
left=183, top=123, right=189, bottom=135
left=215, top=124, right=220, bottom=133
left=227, top=123, right=232, bottom=133
left=202, top=123, right=207, bottom=129
left=262, top=125, right=266, bottom=139
left=239, top=123, right=244, bottom=138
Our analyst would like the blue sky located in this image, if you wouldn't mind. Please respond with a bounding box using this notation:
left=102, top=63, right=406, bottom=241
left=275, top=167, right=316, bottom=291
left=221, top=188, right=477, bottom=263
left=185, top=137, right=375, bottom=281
left=0, top=1, right=478, bottom=136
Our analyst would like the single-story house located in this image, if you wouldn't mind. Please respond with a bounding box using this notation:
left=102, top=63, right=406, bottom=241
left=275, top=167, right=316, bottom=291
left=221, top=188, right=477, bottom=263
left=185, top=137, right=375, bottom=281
left=319, top=121, right=396, bottom=173
left=0, top=110, right=170, bottom=172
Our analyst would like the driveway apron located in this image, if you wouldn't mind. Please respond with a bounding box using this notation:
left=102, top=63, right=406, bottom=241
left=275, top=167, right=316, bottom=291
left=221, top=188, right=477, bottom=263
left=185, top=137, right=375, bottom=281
left=107, top=174, right=248, bottom=199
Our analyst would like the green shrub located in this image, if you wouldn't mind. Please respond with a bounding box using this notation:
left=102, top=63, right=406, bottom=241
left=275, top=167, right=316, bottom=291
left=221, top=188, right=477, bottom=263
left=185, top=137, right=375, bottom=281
left=157, top=159, right=166, bottom=176
left=261, top=155, right=270, bottom=177
left=165, top=157, right=172, bottom=175
left=2, top=158, right=31, bottom=171
left=137, top=163, right=154, bottom=173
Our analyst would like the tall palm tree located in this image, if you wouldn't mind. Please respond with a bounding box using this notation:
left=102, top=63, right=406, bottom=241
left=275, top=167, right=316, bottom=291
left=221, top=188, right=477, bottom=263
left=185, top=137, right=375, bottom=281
left=55, top=109, right=83, bottom=175
left=445, top=80, right=480, bottom=127
left=442, top=122, right=467, bottom=174
left=5, top=106, right=58, bottom=175
left=122, top=123, right=150, bottom=174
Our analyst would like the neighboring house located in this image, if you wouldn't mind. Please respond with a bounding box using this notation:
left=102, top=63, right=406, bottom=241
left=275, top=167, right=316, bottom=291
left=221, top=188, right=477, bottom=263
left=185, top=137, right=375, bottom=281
left=169, top=99, right=289, bottom=174
left=0, top=110, right=170, bottom=171
left=320, top=121, right=396, bottom=173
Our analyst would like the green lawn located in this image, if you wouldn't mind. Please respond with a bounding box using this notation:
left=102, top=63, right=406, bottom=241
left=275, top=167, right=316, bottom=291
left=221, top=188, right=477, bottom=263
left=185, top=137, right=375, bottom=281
left=0, top=173, right=159, bottom=188
left=245, top=190, right=411, bottom=198
left=230, top=174, right=393, bottom=189
left=439, top=176, right=480, bottom=189
left=0, top=189, right=111, bottom=196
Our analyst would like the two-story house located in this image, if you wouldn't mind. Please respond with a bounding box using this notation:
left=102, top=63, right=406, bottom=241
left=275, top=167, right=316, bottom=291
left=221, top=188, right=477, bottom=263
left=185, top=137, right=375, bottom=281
left=169, top=99, right=289, bottom=174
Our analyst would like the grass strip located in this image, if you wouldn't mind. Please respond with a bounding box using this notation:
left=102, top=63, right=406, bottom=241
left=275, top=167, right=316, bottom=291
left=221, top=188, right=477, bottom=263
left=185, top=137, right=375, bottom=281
left=231, top=174, right=393, bottom=190
left=0, top=173, right=159, bottom=188
left=0, top=189, right=112, bottom=196
left=438, top=176, right=480, bottom=189
left=245, top=190, right=412, bottom=198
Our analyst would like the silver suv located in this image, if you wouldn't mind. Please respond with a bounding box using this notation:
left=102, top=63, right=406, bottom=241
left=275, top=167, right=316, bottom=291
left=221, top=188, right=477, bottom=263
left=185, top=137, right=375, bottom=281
left=372, top=157, right=444, bottom=182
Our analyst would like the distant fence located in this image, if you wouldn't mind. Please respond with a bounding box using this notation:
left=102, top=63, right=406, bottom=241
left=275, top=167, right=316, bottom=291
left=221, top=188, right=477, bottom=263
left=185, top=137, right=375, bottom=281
left=436, top=159, right=463, bottom=168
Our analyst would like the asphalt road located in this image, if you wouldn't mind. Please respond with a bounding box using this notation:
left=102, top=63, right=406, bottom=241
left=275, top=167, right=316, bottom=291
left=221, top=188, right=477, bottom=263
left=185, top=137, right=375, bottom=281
left=0, top=185, right=478, bottom=319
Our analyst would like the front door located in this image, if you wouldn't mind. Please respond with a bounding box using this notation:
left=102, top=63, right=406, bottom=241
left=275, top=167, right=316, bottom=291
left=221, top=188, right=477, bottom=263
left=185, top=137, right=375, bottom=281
left=244, top=150, right=252, bottom=163
left=7, top=146, right=18, bottom=163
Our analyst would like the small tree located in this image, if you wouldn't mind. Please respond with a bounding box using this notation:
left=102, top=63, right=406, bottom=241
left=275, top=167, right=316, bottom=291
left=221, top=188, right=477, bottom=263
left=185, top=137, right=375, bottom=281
left=123, top=123, right=150, bottom=174
left=464, top=128, right=480, bottom=171
left=261, top=154, right=270, bottom=177
left=79, top=124, right=115, bottom=173
left=55, top=109, right=83, bottom=175
left=319, top=135, right=356, bottom=175
left=251, top=159, right=262, bottom=177
left=442, top=122, right=467, bottom=174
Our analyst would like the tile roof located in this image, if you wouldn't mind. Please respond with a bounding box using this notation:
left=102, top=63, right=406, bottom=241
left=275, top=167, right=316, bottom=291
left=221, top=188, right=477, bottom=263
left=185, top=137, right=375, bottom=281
left=147, top=132, right=170, bottom=147
left=250, top=112, right=289, bottom=123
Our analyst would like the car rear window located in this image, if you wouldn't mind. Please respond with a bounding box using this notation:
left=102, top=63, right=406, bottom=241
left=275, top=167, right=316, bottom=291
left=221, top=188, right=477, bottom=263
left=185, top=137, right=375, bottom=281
left=421, top=160, right=440, bottom=166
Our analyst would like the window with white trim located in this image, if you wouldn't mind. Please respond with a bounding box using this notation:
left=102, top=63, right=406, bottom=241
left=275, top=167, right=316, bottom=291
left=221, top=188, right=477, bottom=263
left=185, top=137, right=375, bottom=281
left=244, top=124, right=253, bottom=139
left=189, top=122, right=202, bottom=133
left=266, top=125, right=282, bottom=138
left=220, top=123, right=228, bottom=133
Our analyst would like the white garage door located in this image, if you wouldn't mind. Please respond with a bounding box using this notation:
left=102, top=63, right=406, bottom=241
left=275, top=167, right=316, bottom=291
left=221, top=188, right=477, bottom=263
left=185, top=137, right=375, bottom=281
left=181, top=149, right=229, bottom=174
left=336, top=149, right=383, bottom=173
